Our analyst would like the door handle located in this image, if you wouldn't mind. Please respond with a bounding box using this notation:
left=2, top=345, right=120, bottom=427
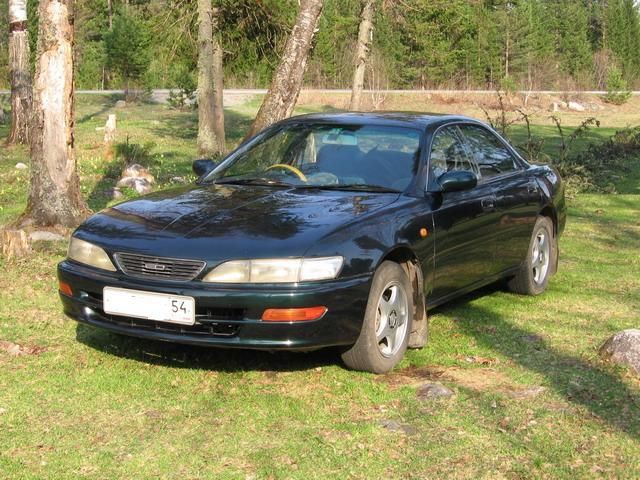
left=481, top=198, right=496, bottom=211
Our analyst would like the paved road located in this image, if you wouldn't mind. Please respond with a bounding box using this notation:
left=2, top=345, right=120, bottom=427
left=2, top=88, right=639, bottom=105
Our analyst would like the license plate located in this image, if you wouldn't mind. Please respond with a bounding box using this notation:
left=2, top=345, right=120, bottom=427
left=103, top=287, right=195, bottom=325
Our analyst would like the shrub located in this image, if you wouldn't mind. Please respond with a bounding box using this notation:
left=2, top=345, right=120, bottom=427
left=603, top=67, right=632, bottom=105
left=167, top=66, right=197, bottom=110
left=104, top=12, right=152, bottom=101
left=555, top=126, right=640, bottom=194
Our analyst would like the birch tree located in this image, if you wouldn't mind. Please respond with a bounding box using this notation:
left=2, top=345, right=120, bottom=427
left=197, top=0, right=225, bottom=155
left=21, top=0, right=88, bottom=227
left=349, top=0, right=374, bottom=111
left=7, top=0, right=32, bottom=145
left=246, top=0, right=324, bottom=138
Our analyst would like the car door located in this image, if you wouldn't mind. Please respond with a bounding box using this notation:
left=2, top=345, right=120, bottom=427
left=457, top=124, right=541, bottom=272
left=428, top=125, right=501, bottom=303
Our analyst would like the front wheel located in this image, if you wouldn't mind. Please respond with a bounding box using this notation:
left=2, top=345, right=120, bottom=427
left=341, top=261, right=413, bottom=373
left=508, top=216, right=556, bottom=295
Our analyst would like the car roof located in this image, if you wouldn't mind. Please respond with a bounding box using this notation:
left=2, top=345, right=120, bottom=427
left=277, top=112, right=486, bottom=131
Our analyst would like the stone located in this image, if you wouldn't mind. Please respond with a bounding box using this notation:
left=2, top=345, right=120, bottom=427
left=116, top=177, right=152, bottom=195
left=416, top=382, right=454, bottom=401
left=122, top=163, right=155, bottom=184
left=15, top=162, right=28, bottom=170
left=106, top=187, right=123, bottom=200
left=599, top=329, right=640, bottom=375
left=568, top=101, right=586, bottom=112
left=115, top=100, right=127, bottom=108
left=29, top=231, right=65, bottom=242
left=505, top=386, right=546, bottom=400
left=378, top=419, right=418, bottom=436
left=171, top=176, right=187, bottom=183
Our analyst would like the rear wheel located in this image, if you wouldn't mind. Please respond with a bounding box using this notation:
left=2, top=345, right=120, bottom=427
left=508, top=216, right=555, bottom=295
left=341, top=261, right=413, bottom=373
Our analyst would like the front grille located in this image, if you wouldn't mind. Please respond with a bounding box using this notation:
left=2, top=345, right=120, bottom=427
left=100, top=312, right=240, bottom=337
left=196, top=307, right=246, bottom=322
left=114, top=252, right=206, bottom=282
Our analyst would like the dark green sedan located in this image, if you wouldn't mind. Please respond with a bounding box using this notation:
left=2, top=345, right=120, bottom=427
left=58, top=113, right=566, bottom=373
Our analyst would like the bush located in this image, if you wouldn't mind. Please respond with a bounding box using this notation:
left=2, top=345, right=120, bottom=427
left=555, top=126, right=640, bottom=193
left=104, top=12, right=152, bottom=100
left=603, top=67, right=632, bottom=105
left=167, top=65, right=197, bottom=110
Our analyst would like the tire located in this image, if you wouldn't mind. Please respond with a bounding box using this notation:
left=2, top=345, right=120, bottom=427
left=341, top=261, right=413, bottom=373
left=508, top=216, right=556, bottom=296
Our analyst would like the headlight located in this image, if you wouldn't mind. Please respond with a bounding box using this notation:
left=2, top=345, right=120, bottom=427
left=67, top=237, right=116, bottom=271
left=203, top=257, right=343, bottom=283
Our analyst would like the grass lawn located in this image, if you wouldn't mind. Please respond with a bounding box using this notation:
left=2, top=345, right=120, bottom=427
left=0, top=95, right=639, bottom=478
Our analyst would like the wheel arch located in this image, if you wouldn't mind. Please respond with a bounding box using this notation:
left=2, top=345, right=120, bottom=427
left=537, top=205, right=559, bottom=275
left=378, top=246, right=428, bottom=348
left=539, top=205, right=557, bottom=236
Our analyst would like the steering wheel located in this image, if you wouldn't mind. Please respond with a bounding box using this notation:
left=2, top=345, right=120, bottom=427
left=266, top=164, right=308, bottom=182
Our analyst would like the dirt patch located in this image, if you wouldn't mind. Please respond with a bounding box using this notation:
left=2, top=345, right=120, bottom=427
left=383, top=365, right=546, bottom=400
left=381, top=365, right=447, bottom=388
left=0, top=340, right=47, bottom=357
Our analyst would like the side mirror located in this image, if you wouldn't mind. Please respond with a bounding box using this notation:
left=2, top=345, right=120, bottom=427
left=438, top=170, right=477, bottom=193
left=192, top=158, right=218, bottom=177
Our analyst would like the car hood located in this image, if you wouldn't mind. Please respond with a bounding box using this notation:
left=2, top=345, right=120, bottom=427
left=76, top=184, right=399, bottom=262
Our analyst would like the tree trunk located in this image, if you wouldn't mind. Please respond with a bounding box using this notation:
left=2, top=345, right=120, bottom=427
left=7, top=0, right=32, bottom=145
left=21, top=0, right=88, bottom=228
left=107, top=0, right=112, bottom=29
left=212, top=10, right=225, bottom=152
left=349, top=0, right=374, bottom=111
left=197, top=0, right=225, bottom=156
left=246, top=0, right=324, bottom=138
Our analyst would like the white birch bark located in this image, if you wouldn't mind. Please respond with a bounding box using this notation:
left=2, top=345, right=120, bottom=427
left=349, top=0, right=375, bottom=111
left=247, top=0, right=324, bottom=138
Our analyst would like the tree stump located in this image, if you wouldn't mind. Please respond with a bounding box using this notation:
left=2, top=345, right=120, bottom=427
left=104, top=114, right=117, bottom=145
left=1, top=229, right=31, bottom=258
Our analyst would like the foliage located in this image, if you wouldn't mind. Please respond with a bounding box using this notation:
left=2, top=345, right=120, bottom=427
left=104, top=11, right=152, bottom=93
left=115, top=137, right=156, bottom=167
left=6, top=0, right=639, bottom=91
left=603, top=66, right=632, bottom=105
left=167, top=65, right=197, bottom=110
left=556, top=126, right=640, bottom=193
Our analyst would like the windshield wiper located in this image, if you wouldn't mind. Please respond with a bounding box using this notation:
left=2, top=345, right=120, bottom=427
left=297, top=184, right=400, bottom=193
left=215, top=177, right=293, bottom=187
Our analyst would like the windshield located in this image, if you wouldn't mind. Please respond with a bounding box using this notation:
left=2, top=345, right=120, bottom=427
left=205, top=124, right=422, bottom=192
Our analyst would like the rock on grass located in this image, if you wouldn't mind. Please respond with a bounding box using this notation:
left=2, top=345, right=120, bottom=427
left=416, top=382, right=454, bottom=401
left=599, top=329, right=640, bottom=375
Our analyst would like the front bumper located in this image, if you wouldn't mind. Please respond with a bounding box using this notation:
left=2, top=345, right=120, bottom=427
left=57, top=260, right=371, bottom=350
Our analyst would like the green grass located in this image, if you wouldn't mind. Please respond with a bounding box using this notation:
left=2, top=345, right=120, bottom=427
left=1, top=96, right=640, bottom=478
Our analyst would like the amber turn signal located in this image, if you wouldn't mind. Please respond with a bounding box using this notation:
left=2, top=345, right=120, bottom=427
left=261, top=306, right=327, bottom=322
left=58, top=280, right=73, bottom=297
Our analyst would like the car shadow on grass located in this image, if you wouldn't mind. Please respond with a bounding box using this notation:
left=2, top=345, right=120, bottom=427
left=75, top=323, right=343, bottom=373
left=435, top=285, right=640, bottom=439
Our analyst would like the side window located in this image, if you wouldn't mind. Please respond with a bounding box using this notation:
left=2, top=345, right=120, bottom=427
left=459, top=125, right=520, bottom=180
left=429, top=126, right=478, bottom=181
